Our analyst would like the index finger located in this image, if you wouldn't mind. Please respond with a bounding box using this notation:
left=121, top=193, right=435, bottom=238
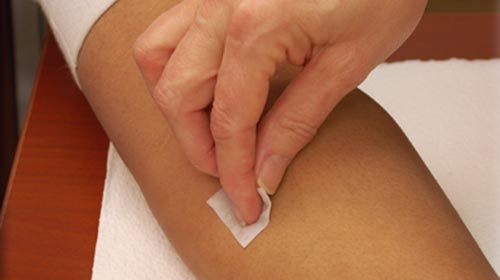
left=211, top=32, right=276, bottom=225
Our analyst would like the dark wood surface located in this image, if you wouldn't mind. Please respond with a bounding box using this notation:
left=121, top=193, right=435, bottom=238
left=0, top=34, right=108, bottom=279
left=427, top=0, right=499, bottom=12
left=0, top=10, right=498, bottom=280
left=389, top=13, right=500, bottom=61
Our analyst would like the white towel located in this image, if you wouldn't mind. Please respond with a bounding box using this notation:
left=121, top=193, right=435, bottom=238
left=92, top=59, right=500, bottom=279
left=92, top=145, right=196, bottom=280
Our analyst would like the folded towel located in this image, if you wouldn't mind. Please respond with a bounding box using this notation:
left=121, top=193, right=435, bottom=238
left=92, top=59, right=500, bottom=279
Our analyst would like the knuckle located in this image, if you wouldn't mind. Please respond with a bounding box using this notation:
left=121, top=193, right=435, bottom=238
left=227, top=4, right=262, bottom=44
left=210, top=98, right=236, bottom=142
left=193, top=3, right=212, bottom=28
left=193, top=0, right=229, bottom=38
left=275, top=113, right=318, bottom=145
left=197, top=0, right=225, bottom=19
left=336, top=46, right=370, bottom=89
left=151, top=84, right=179, bottom=117
left=132, top=36, right=173, bottom=68
left=132, top=37, right=151, bottom=66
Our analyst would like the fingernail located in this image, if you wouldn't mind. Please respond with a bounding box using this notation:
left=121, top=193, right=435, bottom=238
left=257, top=155, right=289, bottom=195
left=234, top=208, right=247, bottom=227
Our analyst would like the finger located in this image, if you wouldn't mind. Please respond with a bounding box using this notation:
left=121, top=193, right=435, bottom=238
left=255, top=45, right=371, bottom=195
left=210, top=14, right=286, bottom=224
left=153, top=0, right=232, bottom=177
left=133, top=0, right=199, bottom=91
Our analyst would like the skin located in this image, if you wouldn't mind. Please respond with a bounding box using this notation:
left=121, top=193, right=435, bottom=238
left=77, top=0, right=498, bottom=278
left=133, top=0, right=429, bottom=223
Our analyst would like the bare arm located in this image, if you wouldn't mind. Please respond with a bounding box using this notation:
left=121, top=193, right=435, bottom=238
left=77, top=0, right=497, bottom=278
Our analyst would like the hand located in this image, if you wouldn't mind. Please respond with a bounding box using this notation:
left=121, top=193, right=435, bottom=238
left=133, top=0, right=427, bottom=224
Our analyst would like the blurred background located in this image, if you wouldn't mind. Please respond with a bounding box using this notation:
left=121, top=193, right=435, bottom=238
left=0, top=0, right=498, bottom=206
left=2, top=0, right=45, bottom=207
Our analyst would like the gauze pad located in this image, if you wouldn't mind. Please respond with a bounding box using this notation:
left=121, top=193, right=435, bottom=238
left=207, top=188, right=271, bottom=248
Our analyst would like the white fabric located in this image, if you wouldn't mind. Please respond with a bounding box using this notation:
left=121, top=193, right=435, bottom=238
left=91, top=59, right=500, bottom=279
left=207, top=187, right=271, bottom=248
left=36, top=0, right=117, bottom=86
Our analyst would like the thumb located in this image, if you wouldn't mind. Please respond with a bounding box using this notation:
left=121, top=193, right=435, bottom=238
left=255, top=45, right=369, bottom=195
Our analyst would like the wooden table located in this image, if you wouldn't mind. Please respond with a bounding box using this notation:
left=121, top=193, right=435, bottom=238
left=0, top=34, right=109, bottom=279
left=1, top=11, right=498, bottom=280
